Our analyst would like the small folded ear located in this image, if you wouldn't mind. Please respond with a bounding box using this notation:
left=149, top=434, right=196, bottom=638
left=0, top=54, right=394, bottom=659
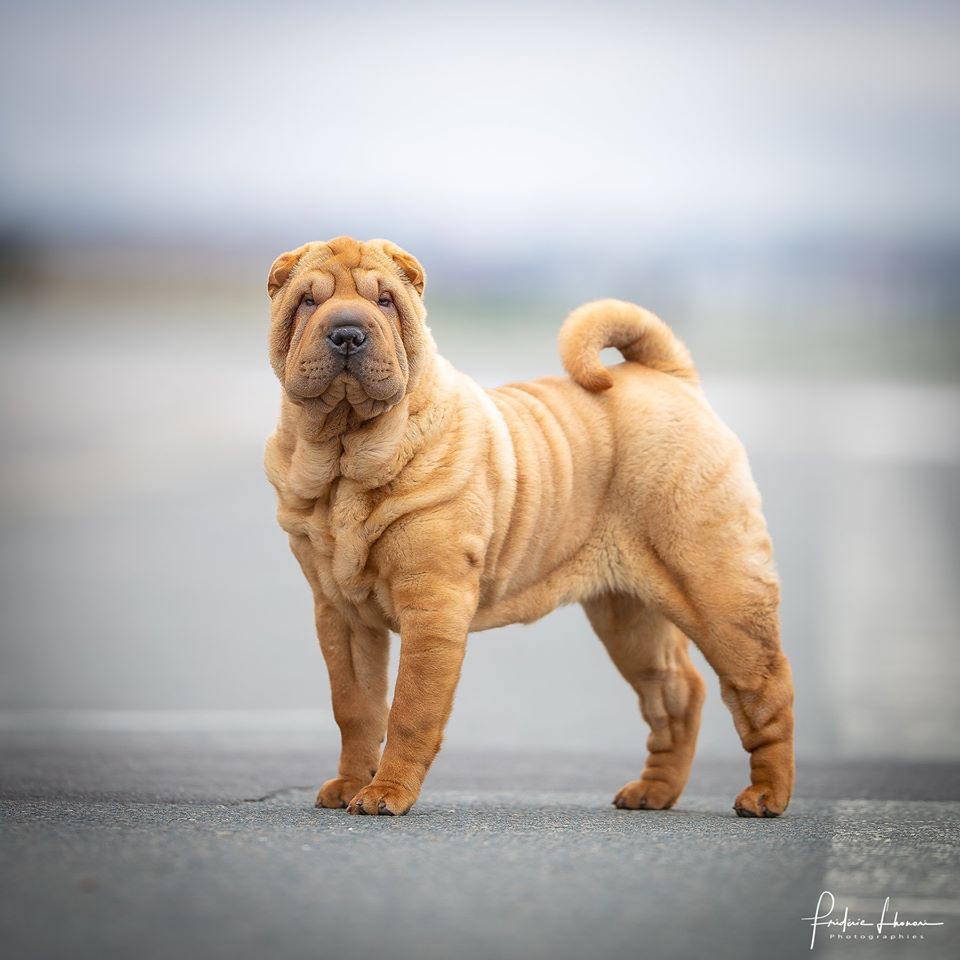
left=267, top=244, right=310, bottom=299
left=372, top=239, right=426, bottom=297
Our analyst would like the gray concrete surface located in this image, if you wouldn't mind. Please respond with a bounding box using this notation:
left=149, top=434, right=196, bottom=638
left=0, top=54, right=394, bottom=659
left=2, top=730, right=958, bottom=960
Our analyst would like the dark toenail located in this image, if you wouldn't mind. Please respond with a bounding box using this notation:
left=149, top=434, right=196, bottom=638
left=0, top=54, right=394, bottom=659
left=377, top=799, right=394, bottom=816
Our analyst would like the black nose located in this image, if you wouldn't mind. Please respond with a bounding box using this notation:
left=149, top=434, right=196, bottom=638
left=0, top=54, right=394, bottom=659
left=327, top=325, right=367, bottom=355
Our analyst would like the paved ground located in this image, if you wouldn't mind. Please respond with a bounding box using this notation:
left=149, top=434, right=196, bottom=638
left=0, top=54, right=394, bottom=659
left=2, top=731, right=959, bottom=960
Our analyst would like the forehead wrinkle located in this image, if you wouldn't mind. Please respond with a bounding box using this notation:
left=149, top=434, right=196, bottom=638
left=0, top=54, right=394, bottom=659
left=361, top=249, right=408, bottom=286
left=288, top=247, right=332, bottom=284
left=306, top=271, right=335, bottom=298
left=307, top=255, right=359, bottom=297
left=331, top=261, right=359, bottom=296
left=352, top=268, right=380, bottom=299
left=327, top=236, right=362, bottom=266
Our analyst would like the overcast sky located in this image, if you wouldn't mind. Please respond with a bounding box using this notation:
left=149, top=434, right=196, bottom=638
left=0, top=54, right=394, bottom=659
left=1, top=0, right=958, bottom=250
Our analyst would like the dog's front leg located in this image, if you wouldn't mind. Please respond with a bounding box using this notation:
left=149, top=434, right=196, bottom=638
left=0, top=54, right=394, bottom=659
left=347, top=575, right=476, bottom=816
left=314, top=602, right=390, bottom=809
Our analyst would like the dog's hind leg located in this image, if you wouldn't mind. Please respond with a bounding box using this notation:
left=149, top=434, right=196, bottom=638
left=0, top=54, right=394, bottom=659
left=636, top=454, right=796, bottom=817
left=583, top=594, right=705, bottom=810
left=650, top=569, right=794, bottom=817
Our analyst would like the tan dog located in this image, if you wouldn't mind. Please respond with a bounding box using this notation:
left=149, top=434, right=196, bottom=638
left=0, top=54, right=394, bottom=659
left=264, top=236, right=794, bottom=818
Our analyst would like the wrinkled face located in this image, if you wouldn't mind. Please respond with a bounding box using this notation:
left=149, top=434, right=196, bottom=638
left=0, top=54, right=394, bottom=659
left=267, top=236, right=429, bottom=423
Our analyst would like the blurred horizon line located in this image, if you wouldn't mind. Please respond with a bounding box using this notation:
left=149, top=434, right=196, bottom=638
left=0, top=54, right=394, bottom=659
left=3, top=220, right=960, bottom=292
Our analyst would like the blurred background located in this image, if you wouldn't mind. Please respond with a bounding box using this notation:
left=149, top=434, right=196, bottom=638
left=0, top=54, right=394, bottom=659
left=1, top=0, right=958, bottom=763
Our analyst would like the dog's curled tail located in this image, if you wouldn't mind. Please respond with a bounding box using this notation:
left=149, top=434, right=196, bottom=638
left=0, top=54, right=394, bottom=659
left=559, top=299, right=698, bottom=391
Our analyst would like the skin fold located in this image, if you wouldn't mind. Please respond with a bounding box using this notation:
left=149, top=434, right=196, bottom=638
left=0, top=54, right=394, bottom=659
left=264, top=236, right=795, bottom=817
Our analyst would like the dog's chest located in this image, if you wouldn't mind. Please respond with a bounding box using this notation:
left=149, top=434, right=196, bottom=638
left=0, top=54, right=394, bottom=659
left=274, top=471, right=395, bottom=626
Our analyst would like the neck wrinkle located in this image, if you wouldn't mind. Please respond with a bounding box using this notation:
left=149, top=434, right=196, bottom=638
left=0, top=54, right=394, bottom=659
left=279, top=353, right=447, bottom=493
left=339, top=354, right=449, bottom=490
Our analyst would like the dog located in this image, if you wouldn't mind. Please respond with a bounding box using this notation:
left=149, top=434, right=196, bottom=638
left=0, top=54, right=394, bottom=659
left=264, top=236, right=794, bottom=817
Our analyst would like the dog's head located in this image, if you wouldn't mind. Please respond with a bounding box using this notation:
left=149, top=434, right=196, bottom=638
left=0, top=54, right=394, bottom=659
left=267, top=236, right=430, bottom=422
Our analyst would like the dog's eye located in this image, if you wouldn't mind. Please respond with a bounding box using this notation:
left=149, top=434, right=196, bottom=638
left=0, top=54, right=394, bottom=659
left=301, top=296, right=315, bottom=307
left=377, top=293, right=393, bottom=308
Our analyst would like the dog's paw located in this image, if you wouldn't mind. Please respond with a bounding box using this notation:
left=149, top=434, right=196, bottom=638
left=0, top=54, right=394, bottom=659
left=347, top=781, right=417, bottom=816
left=733, top=784, right=788, bottom=818
left=315, top=776, right=370, bottom=810
left=613, top=779, right=679, bottom=810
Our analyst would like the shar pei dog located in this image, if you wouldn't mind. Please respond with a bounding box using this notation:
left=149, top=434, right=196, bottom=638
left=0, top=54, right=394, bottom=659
left=264, top=236, right=794, bottom=818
